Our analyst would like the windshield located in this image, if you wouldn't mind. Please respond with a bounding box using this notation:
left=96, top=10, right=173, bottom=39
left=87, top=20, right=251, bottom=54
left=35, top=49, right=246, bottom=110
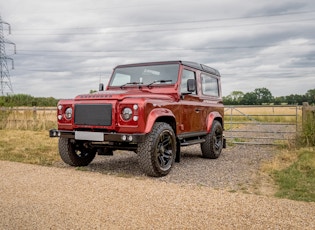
left=109, top=64, right=179, bottom=87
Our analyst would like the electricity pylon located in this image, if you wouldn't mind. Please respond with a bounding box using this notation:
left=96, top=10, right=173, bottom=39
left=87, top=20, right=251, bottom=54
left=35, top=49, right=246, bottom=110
left=0, top=15, right=16, bottom=95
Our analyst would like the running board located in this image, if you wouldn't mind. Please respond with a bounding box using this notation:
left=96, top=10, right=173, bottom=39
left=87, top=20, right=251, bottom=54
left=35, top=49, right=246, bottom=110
left=180, top=138, right=205, bottom=146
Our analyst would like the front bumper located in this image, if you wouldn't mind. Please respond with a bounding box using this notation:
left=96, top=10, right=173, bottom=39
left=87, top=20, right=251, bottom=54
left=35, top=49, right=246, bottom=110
left=49, top=129, right=146, bottom=143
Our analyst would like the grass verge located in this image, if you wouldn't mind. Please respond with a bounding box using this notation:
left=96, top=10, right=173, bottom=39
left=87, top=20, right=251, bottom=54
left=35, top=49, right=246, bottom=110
left=0, top=130, right=59, bottom=165
left=264, top=148, right=315, bottom=202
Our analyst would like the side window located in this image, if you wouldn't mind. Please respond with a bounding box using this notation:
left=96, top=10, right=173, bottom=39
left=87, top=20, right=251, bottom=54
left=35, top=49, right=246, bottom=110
left=201, top=74, right=219, bottom=97
left=180, top=69, right=196, bottom=94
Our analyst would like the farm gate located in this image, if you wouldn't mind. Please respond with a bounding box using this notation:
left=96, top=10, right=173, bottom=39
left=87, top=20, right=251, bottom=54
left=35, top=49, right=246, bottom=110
left=224, top=105, right=300, bottom=145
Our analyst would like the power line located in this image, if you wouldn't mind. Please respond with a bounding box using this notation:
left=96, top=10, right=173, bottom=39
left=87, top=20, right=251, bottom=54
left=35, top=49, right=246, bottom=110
left=13, top=9, right=315, bottom=31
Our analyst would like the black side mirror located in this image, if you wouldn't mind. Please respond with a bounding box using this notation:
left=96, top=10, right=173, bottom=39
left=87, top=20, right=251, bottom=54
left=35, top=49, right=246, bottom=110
left=99, top=83, right=104, bottom=91
left=187, top=79, right=196, bottom=92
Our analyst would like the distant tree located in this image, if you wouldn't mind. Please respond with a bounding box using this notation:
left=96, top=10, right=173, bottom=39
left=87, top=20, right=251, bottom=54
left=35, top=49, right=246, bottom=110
left=253, top=88, right=273, bottom=104
left=223, top=91, right=244, bottom=105
left=0, top=94, right=58, bottom=107
left=240, top=92, right=258, bottom=105
left=285, top=94, right=306, bottom=105
left=305, top=89, right=315, bottom=104
left=274, top=96, right=286, bottom=105
left=90, top=90, right=97, bottom=94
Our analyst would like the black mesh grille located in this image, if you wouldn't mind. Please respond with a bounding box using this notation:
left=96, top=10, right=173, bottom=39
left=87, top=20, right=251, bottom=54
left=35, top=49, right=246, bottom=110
left=74, top=104, right=112, bottom=126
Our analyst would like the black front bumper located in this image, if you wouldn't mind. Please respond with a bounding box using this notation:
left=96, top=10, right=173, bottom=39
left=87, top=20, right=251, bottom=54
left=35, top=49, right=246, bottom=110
left=49, top=129, right=146, bottom=143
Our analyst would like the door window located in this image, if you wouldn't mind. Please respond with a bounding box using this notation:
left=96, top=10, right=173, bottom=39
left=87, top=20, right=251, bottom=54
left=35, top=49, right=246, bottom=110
left=180, top=69, right=196, bottom=95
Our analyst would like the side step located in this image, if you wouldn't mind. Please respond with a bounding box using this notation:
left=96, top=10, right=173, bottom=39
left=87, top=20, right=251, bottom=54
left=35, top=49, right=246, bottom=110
left=180, top=138, right=205, bottom=146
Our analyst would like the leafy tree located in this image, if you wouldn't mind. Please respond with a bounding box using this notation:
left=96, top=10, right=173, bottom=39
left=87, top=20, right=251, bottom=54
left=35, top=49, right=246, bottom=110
left=254, top=87, right=273, bottom=104
left=305, top=89, right=315, bottom=104
left=240, top=92, right=258, bottom=105
left=0, top=94, right=58, bottom=107
left=223, top=91, right=244, bottom=105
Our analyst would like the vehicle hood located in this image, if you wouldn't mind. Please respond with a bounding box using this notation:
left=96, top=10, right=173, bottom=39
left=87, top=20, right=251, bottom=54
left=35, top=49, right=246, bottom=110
left=75, top=89, right=174, bottom=101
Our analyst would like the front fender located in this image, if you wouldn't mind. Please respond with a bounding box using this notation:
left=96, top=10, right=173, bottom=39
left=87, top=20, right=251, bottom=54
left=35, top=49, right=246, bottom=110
left=144, top=108, right=175, bottom=133
left=206, top=111, right=223, bottom=132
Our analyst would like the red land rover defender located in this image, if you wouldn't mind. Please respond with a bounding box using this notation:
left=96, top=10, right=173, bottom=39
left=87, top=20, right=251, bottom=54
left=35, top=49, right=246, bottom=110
left=50, top=61, right=225, bottom=177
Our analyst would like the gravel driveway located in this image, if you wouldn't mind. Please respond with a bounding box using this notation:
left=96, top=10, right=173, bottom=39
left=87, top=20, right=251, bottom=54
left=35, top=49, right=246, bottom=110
left=1, top=159, right=315, bottom=229
left=55, top=144, right=276, bottom=193
left=1, top=142, right=315, bottom=229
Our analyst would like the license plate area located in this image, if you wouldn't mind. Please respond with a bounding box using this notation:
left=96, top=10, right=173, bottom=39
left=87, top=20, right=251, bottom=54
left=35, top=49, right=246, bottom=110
left=75, top=131, right=104, bottom=141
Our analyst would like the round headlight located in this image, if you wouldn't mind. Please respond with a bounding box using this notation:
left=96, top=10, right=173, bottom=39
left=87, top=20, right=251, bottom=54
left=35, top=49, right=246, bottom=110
left=122, top=107, right=132, bottom=121
left=65, top=107, right=73, bottom=119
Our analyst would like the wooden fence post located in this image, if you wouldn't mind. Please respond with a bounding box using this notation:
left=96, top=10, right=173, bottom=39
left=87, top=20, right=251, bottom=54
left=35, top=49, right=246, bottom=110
left=302, top=102, right=309, bottom=126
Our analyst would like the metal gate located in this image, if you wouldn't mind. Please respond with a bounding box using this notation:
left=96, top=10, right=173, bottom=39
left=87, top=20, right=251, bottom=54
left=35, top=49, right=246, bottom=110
left=224, top=105, right=300, bottom=145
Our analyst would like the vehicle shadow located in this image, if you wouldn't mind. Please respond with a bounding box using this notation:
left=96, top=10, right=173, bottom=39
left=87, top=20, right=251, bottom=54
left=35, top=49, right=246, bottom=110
left=55, top=146, right=206, bottom=178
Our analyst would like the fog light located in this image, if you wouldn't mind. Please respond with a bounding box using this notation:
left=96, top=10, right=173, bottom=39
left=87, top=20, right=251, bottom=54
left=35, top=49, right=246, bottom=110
left=128, top=135, right=133, bottom=142
left=133, top=104, right=138, bottom=110
left=121, top=135, right=127, bottom=141
left=133, top=116, right=138, bottom=121
left=57, top=105, right=63, bottom=110
left=58, top=115, right=62, bottom=120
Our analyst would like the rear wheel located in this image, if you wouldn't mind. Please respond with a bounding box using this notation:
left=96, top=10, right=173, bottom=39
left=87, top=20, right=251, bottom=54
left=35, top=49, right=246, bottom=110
left=137, top=122, right=176, bottom=177
left=201, top=120, right=223, bottom=159
left=58, top=137, right=96, bottom=166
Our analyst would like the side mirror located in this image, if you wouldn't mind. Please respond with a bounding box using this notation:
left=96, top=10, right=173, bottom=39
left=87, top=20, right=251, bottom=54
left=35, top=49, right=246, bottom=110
left=187, top=79, right=196, bottom=92
left=99, top=83, right=104, bottom=91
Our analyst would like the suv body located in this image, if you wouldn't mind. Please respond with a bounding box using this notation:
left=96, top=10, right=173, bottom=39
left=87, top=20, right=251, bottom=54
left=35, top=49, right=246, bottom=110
left=50, top=61, right=225, bottom=176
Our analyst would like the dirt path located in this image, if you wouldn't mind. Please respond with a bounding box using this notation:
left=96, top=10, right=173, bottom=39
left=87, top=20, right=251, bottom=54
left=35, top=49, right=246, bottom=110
left=0, top=161, right=314, bottom=229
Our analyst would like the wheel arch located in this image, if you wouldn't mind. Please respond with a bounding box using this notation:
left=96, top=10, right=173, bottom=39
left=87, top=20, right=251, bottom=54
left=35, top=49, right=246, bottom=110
left=206, top=111, right=223, bottom=133
left=144, top=108, right=176, bottom=134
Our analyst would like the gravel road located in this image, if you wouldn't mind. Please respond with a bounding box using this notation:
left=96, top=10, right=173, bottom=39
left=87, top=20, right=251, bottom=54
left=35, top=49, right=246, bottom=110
left=55, top=144, right=277, bottom=193
left=1, top=144, right=315, bottom=229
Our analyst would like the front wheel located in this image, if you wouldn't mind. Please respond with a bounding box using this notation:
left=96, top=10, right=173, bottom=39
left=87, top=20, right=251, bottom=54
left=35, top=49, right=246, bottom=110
left=137, top=122, right=176, bottom=177
left=58, top=137, right=96, bottom=166
left=201, top=120, right=223, bottom=159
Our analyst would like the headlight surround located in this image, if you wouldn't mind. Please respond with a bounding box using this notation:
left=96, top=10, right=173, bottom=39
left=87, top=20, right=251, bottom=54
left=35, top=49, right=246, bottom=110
left=121, top=107, right=133, bottom=121
left=65, top=107, right=73, bottom=119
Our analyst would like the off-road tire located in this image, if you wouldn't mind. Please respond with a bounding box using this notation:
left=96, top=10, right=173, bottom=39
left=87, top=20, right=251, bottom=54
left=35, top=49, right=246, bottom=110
left=58, top=137, right=96, bottom=166
left=137, top=122, right=176, bottom=177
left=201, top=120, right=223, bottom=159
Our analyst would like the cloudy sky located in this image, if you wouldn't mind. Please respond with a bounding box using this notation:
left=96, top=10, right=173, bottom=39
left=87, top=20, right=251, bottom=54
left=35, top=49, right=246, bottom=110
left=1, top=0, right=315, bottom=98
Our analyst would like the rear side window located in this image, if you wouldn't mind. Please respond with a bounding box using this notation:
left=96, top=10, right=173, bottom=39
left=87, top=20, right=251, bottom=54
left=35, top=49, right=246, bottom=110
left=201, top=74, right=219, bottom=97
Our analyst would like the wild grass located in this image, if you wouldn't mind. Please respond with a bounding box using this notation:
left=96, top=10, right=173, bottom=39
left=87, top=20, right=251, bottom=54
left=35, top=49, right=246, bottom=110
left=298, top=110, right=315, bottom=147
left=0, top=107, right=56, bottom=130
left=268, top=148, right=315, bottom=202
left=261, top=147, right=315, bottom=202
left=0, top=130, right=59, bottom=165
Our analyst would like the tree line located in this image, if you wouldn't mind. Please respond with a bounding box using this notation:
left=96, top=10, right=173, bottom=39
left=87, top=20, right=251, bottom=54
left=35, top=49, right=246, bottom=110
left=0, top=94, right=58, bottom=107
left=223, top=88, right=315, bottom=105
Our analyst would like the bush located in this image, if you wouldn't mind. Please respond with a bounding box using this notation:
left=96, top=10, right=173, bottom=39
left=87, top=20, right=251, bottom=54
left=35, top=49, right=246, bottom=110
left=298, top=110, right=315, bottom=147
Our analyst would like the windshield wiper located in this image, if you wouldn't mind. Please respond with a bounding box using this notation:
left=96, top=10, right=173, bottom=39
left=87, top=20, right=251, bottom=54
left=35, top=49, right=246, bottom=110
left=120, top=82, right=143, bottom=89
left=146, top=80, right=173, bottom=88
